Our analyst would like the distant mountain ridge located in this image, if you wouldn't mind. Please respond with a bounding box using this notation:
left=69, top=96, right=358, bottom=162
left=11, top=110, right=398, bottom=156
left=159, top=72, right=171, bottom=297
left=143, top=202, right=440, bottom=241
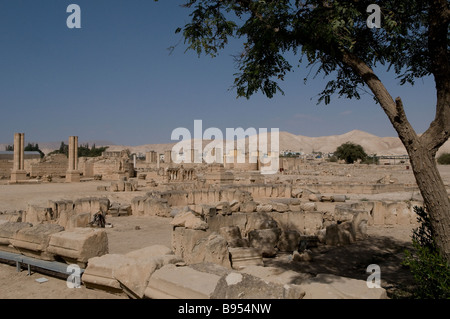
left=106, top=130, right=450, bottom=157
left=1, top=130, right=449, bottom=157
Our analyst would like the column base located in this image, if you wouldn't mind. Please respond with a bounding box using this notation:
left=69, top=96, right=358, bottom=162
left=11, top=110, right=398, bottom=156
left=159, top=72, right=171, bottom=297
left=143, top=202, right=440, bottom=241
left=66, top=171, right=81, bottom=183
left=10, top=170, right=28, bottom=183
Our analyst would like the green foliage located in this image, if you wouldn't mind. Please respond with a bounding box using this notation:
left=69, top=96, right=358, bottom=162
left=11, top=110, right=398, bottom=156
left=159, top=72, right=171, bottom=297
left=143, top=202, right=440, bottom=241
left=24, top=143, right=44, bottom=158
left=173, top=0, right=441, bottom=104
left=437, top=153, right=450, bottom=165
left=334, top=142, right=367, bottom=164
left=47, top=142, right=107, bottom=158
left=5, top=143, right=44, bottom=158
left=78, top=143, right=108, bottom=158
left=47, top=142, right=69, bottom=156
left=403, top=206, right=450, bottom=299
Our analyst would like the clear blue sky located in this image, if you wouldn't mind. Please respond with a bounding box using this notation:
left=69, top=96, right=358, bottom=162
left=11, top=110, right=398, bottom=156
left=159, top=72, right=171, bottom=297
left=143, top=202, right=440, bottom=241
left=0, top=0, right=437, bottom=145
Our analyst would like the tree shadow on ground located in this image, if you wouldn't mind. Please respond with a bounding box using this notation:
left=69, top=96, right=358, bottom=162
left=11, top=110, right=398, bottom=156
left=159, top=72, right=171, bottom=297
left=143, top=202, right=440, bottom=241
left=264, top=234, right=416, bottom=298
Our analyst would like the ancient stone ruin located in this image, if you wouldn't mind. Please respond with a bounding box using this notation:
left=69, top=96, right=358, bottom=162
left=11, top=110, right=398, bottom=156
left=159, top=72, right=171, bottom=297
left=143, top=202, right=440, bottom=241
left=0, top=132, right=429, bottom=299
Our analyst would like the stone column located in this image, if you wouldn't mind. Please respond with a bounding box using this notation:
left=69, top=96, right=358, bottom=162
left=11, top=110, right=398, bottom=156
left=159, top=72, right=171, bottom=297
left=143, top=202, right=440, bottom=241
left=164, top=150, right=173, bottom=164
left=66, top=136, right=80, bottom=182
left=10, top=133, right=27, bottom=183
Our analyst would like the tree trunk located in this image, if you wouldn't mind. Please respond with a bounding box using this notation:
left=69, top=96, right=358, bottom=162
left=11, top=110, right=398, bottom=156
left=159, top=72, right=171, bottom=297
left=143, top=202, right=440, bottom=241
left=341, top=52, right=450, bottom=264
left=406, top=143, right=450, bottom=261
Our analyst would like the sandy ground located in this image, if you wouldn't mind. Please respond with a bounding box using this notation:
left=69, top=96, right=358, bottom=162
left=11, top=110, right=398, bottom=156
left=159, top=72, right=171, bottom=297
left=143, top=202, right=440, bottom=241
left=0, top=215, right=173, bottom=299
left=1, top=164, right=447, bottom=299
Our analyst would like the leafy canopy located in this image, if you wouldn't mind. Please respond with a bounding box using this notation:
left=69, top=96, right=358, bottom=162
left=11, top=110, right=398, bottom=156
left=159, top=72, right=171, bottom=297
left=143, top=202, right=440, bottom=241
left=173, top=0, right=439, bottom=104
left=334, top=142, right=368, bottom=164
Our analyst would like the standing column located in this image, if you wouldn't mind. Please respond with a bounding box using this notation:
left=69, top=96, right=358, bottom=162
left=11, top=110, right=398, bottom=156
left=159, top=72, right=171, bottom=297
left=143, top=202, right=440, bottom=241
left=66, top=136, right=80, bottom=182
left=10, top=133, right=27, bottom=183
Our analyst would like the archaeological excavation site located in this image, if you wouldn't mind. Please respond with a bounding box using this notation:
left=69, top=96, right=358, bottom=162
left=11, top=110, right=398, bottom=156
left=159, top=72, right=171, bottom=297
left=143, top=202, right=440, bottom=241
left=1, top=132, right=445, bottom=300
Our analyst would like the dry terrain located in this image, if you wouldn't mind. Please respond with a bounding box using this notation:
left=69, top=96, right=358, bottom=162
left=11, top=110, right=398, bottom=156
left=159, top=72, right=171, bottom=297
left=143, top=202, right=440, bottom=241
left=0, top=164, right=449, bottom=299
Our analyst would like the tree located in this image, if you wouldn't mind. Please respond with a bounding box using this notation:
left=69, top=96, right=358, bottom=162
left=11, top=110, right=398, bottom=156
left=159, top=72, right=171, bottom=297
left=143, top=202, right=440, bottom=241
left=334, top=142, right=367, bottom=164
left=24, top=143, right=44, bottom=158
left=169, top=0, right=450, bottom=262
left=437, top=153, right=450, bottom=165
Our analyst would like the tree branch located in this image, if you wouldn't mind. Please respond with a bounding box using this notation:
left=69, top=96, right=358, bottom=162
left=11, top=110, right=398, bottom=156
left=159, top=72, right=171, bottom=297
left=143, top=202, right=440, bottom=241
left=420, top=0, right=450, bottom=153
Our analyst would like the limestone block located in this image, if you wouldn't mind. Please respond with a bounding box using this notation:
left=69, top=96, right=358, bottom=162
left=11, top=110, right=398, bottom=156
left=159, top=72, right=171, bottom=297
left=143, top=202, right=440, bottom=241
left=300, top=202, right=317, bottom=212
left=69, top=212, right=91, bottom=230
left=320, top=195, right=333, bottom=202
left=397, top=205, right=413, bottom=225
left=289, top=203, right=302, bottom=212
left=131, top=196, right=146, bottom=215
left=248, top=228, right=281, bottom=257
left=48, top=200, right=74, bottom=220
left=256, top=204, right=273, bottom=213
left=171, top=227, right=212, bottom=263
left=284, top=185, right=292, bottom=198
left=325, top=222, right=355, bottom=246
left=277, top=230, right=301, bottom=252
left=384, top=202, right=398, bottom=225
left=303, top=212, right=324, bottom=235
left=111, top=246, right=182, bottom=299
left=202, top=205, right=217, bottom=218
left=229, top=200, right=240, bottom=212
left=334, top=205, right=355, bottom=223
left=215, top=201, right=231, bottom=216
left=0, top=222, right=32, bottom=253
left=271, top=202, right=289, bottom=213
left=143, top=198, right=171, bottom=217
left=206, top=213, right=248, bottom=237
left=171, top=211, right=208, bottom=230
left=82, top=254, right=134, bottom=294
left=372, top=201, right=386, bottom=225
left=245, top=212, right=279, bottom=236
left=265, top=186, right=273, bottom=197
left=271, top=186, right=279, bottom=198
left=115, top=254, right=182, bottom=299
left=193, top=190, right=202, bottom=205
left=351, top=211, right=369, bottom=240
left=202, top=190, right=209, bottom=203
left=186, top=190, right=195, bottom=205
left=23, top=205, right=54, bottom=224
left=332, top=195, right=347, bottom=203
left=308, top=194, right=321, bottom=202
left=219, top=226, right=248, bottom=248
left=11, top=224, right=65, bottom=260
left=211, top=271, right=305, bottom=299
left=108, top=204, right=132, bottom=217
left=47, top=228, right=109, bottom=267
left=291, top=188, right=303, bottom=198
left=228, top=247, right=263, bottom=270
left=74, top=197, right=110, bottom=215
left=145, top=264, right=222, bottom=299
left=240, top=200, right=257, bottom=213
left=299, top=274, right=388, bottom=299
left=191, top=233, right=231, bottom=268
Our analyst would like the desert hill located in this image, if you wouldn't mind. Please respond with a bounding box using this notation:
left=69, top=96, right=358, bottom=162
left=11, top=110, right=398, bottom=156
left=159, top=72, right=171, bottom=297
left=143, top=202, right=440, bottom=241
left=106, top=130, right=450, bottom=157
